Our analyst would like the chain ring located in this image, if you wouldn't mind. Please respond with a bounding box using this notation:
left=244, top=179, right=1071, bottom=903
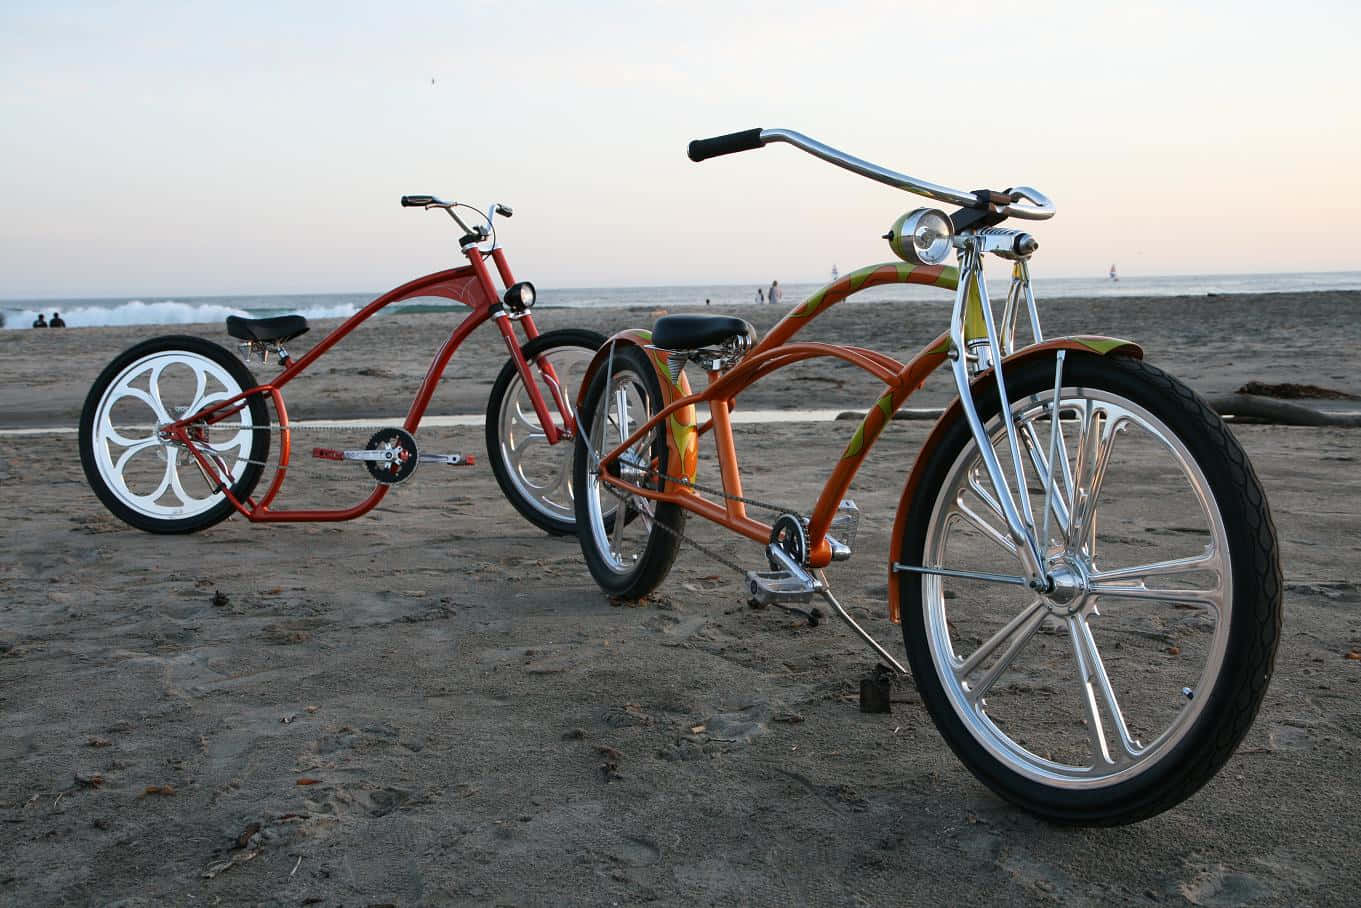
left=769, top=514, right=809, bottom=568
left=365, top=427, right=419, bottom=485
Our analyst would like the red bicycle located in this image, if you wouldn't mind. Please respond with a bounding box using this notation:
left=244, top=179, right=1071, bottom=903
left=79, top=195, right=603, bottom=535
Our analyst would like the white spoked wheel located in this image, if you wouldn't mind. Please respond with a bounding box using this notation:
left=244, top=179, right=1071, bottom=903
left=486, top=328, right=604, bottom=535
left=898, top=353, right=1280, bottom=825
left=80, top=336, right=270, bottom=533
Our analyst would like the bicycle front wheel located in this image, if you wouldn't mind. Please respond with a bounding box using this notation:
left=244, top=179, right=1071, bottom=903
left=897, top=352, right=1281, bottom=825
left=486, top=328, right=604, bottom=535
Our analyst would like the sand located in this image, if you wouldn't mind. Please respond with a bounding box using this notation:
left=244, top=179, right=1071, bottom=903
left=1, top=291, right=1359, bottom=904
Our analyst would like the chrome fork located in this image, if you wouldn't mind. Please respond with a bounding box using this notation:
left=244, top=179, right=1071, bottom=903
left=946, top=236, right=1047, bottom=588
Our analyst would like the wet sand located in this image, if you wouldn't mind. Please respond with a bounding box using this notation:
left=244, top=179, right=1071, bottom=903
left=1, top=291, right=1360, bottom=904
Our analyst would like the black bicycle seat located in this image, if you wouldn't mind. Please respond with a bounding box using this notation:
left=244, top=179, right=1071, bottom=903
left=225, top=315, right=310, bottom=343
left=652, top=315, right=754, bottom=351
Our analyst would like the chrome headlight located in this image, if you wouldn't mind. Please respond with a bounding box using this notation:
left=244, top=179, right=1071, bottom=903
left=503, top=281, right=536, bottom=313
left=886, top=208, right=953, bottom=266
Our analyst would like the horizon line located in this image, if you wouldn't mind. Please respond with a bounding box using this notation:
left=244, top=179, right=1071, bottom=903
left=4, top=267, right=1361, bottom=304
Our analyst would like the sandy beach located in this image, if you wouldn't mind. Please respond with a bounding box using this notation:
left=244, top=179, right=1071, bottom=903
left=2, top=291, right=1360, bottom=904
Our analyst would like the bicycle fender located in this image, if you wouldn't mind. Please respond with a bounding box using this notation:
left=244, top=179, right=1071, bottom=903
left=884, top=336, right=1143, bottom=624
left=578, top=329, right=699, bottom=492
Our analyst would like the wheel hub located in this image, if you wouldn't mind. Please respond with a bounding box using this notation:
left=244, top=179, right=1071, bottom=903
left=1041, top=556, right=1090, bottom=615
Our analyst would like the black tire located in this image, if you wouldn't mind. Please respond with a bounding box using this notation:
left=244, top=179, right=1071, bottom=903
left=572, top=344, right=685, bottom=599
left=486, top=328, right=604, bottom=535
left=79, top=335, right=271, bottom=534
left=898, top=352, right=1281, bottom=825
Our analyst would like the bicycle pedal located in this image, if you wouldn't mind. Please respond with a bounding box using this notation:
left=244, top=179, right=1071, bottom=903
left=418, top=452, right=476, bottom=466
left=745, top=569, right=818, bottom=605
left=828, top=498, right=860, bottom=562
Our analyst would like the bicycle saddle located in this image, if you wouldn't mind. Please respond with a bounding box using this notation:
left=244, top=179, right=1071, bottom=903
left=225, top=315, right=310, bottom=343
left=651, top=315, right=754, bottom=351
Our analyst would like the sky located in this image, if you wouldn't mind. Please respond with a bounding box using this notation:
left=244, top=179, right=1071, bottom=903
left=2, top=0, right=1359, bottom=299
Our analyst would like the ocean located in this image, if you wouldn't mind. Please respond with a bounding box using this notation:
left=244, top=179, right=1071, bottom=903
left=4, top=271, right=1359, bottom=331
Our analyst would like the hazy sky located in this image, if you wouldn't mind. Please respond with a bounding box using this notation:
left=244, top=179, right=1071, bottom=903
left=2, top=1, right=1358, bottom=298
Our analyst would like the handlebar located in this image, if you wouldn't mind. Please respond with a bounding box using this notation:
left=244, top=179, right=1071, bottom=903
left=686, top=128, right=1055, bottom=222
left=400, top=195, right=514, bottom=244
left=687, top=129, right=765, bottom=163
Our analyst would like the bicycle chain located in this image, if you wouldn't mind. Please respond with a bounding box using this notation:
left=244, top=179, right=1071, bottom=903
left=131, top=418, right=459, bottom=471
left=598, top=480, right=754, bottom=579
left=596, top=454, right=807, bottom=581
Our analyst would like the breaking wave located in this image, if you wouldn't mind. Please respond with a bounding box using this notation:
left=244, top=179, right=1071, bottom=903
left=1, top=299, right=361, bottom=330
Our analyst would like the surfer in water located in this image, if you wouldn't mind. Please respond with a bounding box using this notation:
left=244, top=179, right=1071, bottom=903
left=1109, top=264, right=1119, bottom=282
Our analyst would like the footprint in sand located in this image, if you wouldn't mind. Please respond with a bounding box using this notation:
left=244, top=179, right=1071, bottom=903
left=1178, top=863, right=1271, bottom=906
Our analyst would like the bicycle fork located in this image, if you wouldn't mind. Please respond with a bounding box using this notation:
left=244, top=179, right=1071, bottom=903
left=901, top=234, right=1061, bottom=595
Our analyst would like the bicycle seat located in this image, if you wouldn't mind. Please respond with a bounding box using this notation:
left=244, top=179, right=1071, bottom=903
left=652, top=315, right=754, bottom=351
left=225, top=315, right=310, bottom=343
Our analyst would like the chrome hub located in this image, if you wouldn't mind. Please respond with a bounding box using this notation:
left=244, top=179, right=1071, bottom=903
left=1041, top=556, right=1090, bottom=615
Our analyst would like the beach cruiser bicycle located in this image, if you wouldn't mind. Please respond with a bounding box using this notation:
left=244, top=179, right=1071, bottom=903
left=572, top=129, right=1282, bottom=825
left=80, top=196, right=603, bottom=535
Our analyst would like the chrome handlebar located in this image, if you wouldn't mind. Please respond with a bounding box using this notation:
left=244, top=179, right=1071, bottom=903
left=740, top=128, right=1055, bottom=222
left=759, top=128, right=981, bottom=209
left=400, top=196, right=514, bottom=242
left=996, top=185, right=1055, bottom=222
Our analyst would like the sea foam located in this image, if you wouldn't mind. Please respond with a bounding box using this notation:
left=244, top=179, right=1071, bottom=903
left=1, top=299, right=360, bottom=330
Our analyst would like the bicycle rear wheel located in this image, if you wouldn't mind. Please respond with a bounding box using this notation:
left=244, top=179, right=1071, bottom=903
left=572, top=345, right=684, bottom=599
left=897, top=352, right=1281, bottom=825
left=79, top=336, right=270, bottom=534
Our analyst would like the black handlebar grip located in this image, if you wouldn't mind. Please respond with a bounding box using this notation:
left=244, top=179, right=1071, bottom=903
left=401, top=195, right=435, bottom=207
left=687, top=128, right=765, bottom=163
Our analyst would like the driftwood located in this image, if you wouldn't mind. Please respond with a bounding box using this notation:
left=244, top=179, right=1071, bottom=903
left=836, top=396, right=1361, bottom=427
left=1236, top=381, right=1361, bottom=401
left=1203, top=394, right=1361, bottom=427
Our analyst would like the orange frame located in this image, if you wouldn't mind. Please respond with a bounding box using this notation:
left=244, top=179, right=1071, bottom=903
left=594, top=262, right=958, bottom=569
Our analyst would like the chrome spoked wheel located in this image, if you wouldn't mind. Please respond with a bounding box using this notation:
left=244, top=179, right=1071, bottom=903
left=494, top=343, right=595, bottom=529
left=572, top=344, right=684, bottom=599
left=899, top=354, right=1279, bottom=824
left=584, top=372, right=658, bottom=575
left=924, top=388, right=1229, bottom=787
left=80, top=336, right=269, bottom=533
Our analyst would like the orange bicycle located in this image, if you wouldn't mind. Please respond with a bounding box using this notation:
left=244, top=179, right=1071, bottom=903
left=571, top=128, right=1282, bottom=825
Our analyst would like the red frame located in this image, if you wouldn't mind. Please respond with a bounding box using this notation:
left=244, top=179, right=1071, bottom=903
left=164, top=245, right=571, bottom=522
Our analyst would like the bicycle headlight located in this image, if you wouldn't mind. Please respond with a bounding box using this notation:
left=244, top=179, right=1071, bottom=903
left=503, top=281, right=536, bottom=313
left=886, top=208, right=954, bottom=266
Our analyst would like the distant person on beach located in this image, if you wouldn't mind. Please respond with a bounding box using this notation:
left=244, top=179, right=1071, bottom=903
left=769, top=280, right=782, bottom=307
left=50, top=312, right=66, bottom=327
left=32, top=313, right=47, bottom=328
left=756, top=287, right=765, bottom=304
left=705, top=298, right=711, bottom=306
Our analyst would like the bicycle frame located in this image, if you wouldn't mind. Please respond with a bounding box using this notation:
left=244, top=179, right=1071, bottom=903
left=588, top=254, right=1140, bottom=580
left=160, top=244, right=574, bottom=522
left=590, top=262, right=955, bottom=565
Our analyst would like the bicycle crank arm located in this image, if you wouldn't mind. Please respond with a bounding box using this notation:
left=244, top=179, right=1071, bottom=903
left=312, top=447, right=399, bottom=463
left=417, top=452, right=476, bottom=466
left=312, top=447, right=475, bottom=466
